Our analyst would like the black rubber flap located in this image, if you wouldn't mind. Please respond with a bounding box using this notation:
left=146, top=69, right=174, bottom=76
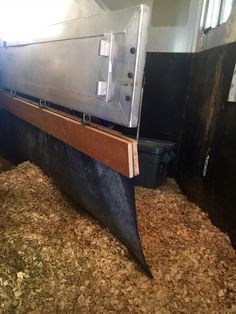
left=0, top=111, right=152, bottom=278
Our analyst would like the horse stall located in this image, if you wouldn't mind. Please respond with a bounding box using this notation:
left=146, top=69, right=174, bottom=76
left=0, top=0, right=235, bottom=313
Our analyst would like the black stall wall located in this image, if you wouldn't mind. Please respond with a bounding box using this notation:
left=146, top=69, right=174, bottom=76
left=177, top=42, right=236, bottom=246
left=140, top=52, right=192, bottom=175
left=140, top=52, right=192, bottom=142
left=139, top=44, right=236, bottom=246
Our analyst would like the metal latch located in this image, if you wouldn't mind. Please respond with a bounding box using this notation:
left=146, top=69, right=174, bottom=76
left=96, top=32, right=113, bottom=101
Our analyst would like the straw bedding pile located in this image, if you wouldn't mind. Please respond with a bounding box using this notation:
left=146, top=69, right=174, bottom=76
left=0, top=160, right=235, bottom=313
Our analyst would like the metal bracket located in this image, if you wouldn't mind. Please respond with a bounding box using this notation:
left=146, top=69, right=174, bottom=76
left=99, top=38, right=111, bottom=57
left=39, top=99, right=47, bottom=109
left=81, top=113, right=91, bottom=125
left=97, top=32, right=114, bottom=102
left=96, top=81, right=107, bottom=97
left=10, top=90, right=17, bottom=96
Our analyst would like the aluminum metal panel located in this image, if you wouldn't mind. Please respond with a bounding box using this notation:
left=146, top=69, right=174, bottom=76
left=0, top=5, right=150, bottom=127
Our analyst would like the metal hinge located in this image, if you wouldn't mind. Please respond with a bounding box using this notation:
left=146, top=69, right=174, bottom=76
left=99, top=38, right=111, bottom=57
left=96, top=81, right=107, bottom=97
left=96, top=32, right=113, bottom=101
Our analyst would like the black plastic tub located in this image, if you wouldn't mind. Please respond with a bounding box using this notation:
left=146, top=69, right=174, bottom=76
left=134, top=138, right=176, bottom=189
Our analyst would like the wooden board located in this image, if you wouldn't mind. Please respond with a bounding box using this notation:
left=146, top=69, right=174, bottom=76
left=0, top=93, right=139, bottom=178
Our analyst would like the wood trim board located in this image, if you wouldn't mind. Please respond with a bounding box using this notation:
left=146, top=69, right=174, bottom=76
left=0, top=93, right=139, bottom=178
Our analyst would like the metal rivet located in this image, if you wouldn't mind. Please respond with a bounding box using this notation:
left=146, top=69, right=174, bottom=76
left=128, top=72, right=134, bottom=79
left=130, top=47, right=136, bottom=54
left=126, top=96, right=131, bottom=102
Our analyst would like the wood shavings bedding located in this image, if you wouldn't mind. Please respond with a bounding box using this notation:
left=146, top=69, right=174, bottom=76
left=0, top=161, right=235, bottom=313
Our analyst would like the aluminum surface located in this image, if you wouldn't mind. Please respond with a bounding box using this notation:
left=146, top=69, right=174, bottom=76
left=0, top=5, right=150, bottom=127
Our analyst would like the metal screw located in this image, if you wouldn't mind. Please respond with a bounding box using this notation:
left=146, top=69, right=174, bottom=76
left=130, top=47, right=136, bottom=54
left=128, top=72, right=134, bottom=79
